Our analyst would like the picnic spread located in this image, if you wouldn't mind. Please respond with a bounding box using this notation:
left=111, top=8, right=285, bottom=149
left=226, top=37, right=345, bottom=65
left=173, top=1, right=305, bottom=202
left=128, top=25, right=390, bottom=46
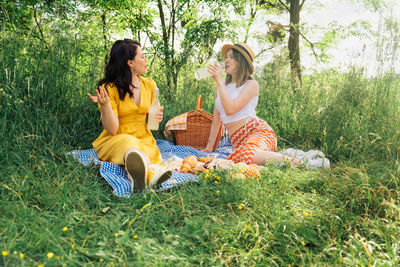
left=68, top=135, right=330, bottom=198
left=68, top=138, right=234, bottom=197
left=68, top=94, right=330, bottom=197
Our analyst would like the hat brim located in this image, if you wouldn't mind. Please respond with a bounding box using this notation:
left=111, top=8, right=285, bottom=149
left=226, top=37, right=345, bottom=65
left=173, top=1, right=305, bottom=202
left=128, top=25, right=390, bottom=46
left=221, top=44, right=254, bottom=74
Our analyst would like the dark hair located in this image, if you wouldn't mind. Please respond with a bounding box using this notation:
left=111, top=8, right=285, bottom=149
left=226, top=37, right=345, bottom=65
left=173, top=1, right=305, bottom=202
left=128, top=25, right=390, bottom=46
left=98, top=39, right=141, bottom=100
left=225, top=49, right=252, bottom=87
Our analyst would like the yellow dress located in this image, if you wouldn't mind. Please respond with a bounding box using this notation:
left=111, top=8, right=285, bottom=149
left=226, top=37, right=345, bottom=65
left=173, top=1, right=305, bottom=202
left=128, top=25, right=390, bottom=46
left=92, top=76, right=162, bottom=166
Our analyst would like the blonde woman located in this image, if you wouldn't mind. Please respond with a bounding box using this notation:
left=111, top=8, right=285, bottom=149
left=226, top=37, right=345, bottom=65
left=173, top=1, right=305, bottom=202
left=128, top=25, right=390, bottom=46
left=203, top=43, right=298, bottom=166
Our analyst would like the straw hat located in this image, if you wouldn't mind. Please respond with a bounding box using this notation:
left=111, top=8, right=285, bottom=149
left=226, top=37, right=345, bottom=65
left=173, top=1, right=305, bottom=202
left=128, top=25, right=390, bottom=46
left=221, top=42, right=255, bottom=73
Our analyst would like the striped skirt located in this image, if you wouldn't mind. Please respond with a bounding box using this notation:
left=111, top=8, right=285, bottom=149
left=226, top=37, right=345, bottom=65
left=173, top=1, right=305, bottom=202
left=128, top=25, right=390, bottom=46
left=227, top=118, right=277, bottom=164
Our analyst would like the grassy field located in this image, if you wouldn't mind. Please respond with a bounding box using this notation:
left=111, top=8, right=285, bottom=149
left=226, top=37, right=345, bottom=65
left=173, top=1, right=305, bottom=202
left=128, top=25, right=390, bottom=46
left=1, top=36, right=400, bottom=266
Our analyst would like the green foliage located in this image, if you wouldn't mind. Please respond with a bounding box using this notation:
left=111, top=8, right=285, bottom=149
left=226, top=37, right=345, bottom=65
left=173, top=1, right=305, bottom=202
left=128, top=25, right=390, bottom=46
left=0, top=32, right=103, bottom=163
left=1, top=1, right=400, bottom=266
left=255, top=54, right=400, bottom=165
left=147, top=0, right=233, bottom=100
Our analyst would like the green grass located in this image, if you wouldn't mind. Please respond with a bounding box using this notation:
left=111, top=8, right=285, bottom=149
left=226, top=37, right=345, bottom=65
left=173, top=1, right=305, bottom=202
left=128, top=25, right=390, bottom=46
left=2, top=159, right=399, bottom=265
left=1, top=35, right=400, bottom=266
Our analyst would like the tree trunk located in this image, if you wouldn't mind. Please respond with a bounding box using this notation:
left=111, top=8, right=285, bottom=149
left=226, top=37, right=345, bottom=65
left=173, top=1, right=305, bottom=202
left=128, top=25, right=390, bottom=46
left=288, top=0, right=301, bottom=91
left=156, top=0, right=174, bottom=101
left=101, top=12, right=108, bottom=64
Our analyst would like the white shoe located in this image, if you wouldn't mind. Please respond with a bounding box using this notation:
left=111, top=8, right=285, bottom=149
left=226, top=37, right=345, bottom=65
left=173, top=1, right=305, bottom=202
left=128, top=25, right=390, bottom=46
left=148, top=164, right=172, bottom=189
left=124, top=149, right=149, bottom=191
left=300, top=150, right=330, bottom=169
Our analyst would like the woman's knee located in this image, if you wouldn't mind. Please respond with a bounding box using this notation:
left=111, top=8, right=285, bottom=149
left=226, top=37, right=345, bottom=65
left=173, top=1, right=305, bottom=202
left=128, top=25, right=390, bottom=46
left=118, top=134, right=140, bottom=145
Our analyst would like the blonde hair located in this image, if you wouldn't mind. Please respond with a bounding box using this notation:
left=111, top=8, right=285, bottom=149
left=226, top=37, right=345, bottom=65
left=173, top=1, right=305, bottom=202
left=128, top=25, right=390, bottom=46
left=225, top=49, right=252, bottom=86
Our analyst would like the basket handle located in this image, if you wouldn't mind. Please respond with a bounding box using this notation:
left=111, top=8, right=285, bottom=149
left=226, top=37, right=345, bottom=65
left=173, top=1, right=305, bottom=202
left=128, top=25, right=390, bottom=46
left=196, top=95, right=202, bottom=110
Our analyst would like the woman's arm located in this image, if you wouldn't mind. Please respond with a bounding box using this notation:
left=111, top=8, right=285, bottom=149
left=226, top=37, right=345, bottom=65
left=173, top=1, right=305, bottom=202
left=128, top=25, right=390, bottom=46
left=203, top=105, right=221, bottom=152
left=209, top=64, right=259, bottom=116
left=88, top=86, right=119, bottom=135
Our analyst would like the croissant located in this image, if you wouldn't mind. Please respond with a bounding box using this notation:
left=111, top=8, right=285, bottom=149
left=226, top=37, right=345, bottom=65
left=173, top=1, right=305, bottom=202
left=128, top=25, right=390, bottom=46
left=180, top=155, right=198, bottom=173
left=188, top=165, right=206, bottom=174
left=197, top=156, right=216, bottom=163
left=204, top=159, right=235, bottom=170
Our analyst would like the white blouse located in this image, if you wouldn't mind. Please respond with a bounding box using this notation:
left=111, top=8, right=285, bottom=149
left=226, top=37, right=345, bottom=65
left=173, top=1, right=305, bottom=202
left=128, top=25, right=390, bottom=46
left=215, top=82, right=258, bottom=124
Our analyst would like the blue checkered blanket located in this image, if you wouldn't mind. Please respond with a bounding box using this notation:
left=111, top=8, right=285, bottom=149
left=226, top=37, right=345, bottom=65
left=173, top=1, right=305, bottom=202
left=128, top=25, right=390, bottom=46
left=68, top=138, right=232, bottom=197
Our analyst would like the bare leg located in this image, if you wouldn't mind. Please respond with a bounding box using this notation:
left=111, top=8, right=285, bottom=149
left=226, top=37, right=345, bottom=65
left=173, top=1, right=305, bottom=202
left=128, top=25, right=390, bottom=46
left=252, top=151, right=299, bottom=166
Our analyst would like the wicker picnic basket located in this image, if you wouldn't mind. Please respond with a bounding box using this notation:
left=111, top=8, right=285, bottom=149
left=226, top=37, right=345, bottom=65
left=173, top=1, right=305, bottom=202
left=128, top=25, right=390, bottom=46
left=174, top=95, right=222, bottom=150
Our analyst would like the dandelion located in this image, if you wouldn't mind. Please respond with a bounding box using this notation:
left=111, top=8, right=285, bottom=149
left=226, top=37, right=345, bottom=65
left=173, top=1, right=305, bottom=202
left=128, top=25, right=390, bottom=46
left=238, top=204, right=244, bottom=210
left=339, top=257, right=343, bottom=263
left=100, top=258, right=104, bottom=262
left=214, top=180, right=219, bottom=184
left=71, top=244, right=75, bottom=248
left=133, top=234, right=138, bottom=239
left=301, top=241, right=306, bottom=246
left=304, top=211, right=310, bottom=217
left=2, top=251, right=8, bottom=256
left=114, top=233, right=119, bottom=237
left=38, top=265, right=44, bottom=267
left=47, top=252, right=54, bottom=258
left=62, top=226, right=68, bottom=232
left=20, top=252, right=24, bottom=259
left=216, top=190, right=220, bottom=194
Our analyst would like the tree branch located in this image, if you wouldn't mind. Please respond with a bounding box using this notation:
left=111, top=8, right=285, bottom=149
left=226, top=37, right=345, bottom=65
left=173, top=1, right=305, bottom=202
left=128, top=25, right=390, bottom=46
left=32, top=5, right=48, bottom=49
left=300, top=0, right=306, bottom=10
left=255, top=44, right=277, bottom=59
left=297, top=27, right=320, bottom=63
left=101, top=11, right=108, bottom=55
left=244, top=2, right=257, bottom=42
left=157, top=0, right=169, bottom=47
left=278, top=0, right=290, bottom=12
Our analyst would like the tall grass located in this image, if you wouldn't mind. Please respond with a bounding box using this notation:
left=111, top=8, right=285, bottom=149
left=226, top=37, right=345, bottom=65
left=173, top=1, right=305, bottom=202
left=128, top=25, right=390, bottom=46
left=1, top=34, right=400, bottom=266
left=0, top=34, right=102, bottom=163
left=256, top=60, right=400, bottom=166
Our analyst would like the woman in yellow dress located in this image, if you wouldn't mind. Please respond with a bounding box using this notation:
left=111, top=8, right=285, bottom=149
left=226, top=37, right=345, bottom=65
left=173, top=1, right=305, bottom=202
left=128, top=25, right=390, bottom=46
left=88, top=39, right=171, bottom=191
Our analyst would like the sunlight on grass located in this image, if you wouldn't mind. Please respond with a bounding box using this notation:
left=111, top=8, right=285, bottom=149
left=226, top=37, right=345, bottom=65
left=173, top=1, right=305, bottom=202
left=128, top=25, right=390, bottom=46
left=1, top=32, right=399, bottom=265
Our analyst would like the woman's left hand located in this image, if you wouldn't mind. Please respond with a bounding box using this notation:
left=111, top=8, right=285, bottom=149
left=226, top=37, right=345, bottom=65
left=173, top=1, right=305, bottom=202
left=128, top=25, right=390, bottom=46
left=155, top=106, right=164, bottom=123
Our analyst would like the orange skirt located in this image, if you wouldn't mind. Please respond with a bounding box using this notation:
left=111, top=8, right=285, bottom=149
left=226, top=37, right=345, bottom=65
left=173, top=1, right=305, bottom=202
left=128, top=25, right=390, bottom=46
left=227, top=118, right=277, bottom=164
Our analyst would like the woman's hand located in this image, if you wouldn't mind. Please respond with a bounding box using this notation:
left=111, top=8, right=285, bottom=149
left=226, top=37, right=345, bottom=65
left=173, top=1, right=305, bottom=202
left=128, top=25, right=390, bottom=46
left=87, top=86, right=110, bottom=106
left=155, top=106, right=164, bottom=123
left=207, top=64, right=223, bottom=82
left=201, top=146, right=214, bottom=153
